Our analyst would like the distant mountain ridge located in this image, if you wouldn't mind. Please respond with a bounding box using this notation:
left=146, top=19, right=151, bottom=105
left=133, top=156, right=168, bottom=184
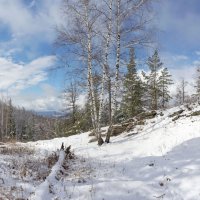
left=36, top=110, right=67, bottom=118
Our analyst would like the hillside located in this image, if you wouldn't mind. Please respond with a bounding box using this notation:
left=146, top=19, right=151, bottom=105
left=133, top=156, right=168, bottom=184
left=1, top=104, right=200, bottom=199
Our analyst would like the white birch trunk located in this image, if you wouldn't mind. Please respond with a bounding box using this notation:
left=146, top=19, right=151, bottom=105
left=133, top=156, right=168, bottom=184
left=85, top=4, right=99, bottom=139
left=98, top=0, right=113, bottom=130
left=87, top=37, right=98, bottom=131
left=113, top=0, right=121, bottom=117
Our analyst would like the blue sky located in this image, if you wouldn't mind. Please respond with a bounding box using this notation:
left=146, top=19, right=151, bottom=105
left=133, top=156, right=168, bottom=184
left=0, top=0, right=64, bottom=111
left=0, top=0, right=199, bottom=111
left=155, top=0, right=200, bottom=94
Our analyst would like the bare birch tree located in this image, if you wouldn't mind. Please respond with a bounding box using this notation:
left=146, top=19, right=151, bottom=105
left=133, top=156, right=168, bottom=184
left=57, top=0, right=104, bottom=145
left=65, top=81, right=78, bottom=125
left=112, top=0, right=154, bottom=114
left=175, top=78, right=188, bottom=105
left=57, top=0, right=156, bottom=144
left=94, top=0, right=114, bottom=143
left=105, top=0, right=155, bottom=142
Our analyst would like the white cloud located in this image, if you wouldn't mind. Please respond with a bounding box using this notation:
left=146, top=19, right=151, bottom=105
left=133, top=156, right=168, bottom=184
left=12, top=84, right=64, bottom=112
left=195, top=51, right=200, bottom=56
left=193, top=60, right=200, bottom=66
left=161, top=52, right=189, bottom=66
left=172, top=55, right=188, bottom=61
left=0, top=1, right=65, bottom=111
left=0, top=0, right=63, bottom=60
left=0, top=0, right=62, bottom=40
left=12, top=84, right=87, bottom=112
left=0, top=55, right=63, bottom=112
left=17, top=96, right=64, bottom=112
left=0, top=55, right=56, bottom=94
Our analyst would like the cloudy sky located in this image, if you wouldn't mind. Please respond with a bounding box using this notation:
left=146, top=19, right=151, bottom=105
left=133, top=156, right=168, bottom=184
left=0, top=0, right=64, bottom=111
left=0, top=0, right=199, bottom=111
left=157, top=0, right=200, bottom=92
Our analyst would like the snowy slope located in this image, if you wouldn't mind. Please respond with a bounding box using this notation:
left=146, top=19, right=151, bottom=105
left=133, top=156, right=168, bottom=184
left=1, top=104, right=200, bottom=199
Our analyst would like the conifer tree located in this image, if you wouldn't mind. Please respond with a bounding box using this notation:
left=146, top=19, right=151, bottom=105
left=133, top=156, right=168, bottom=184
left=158, top=68, right=173, bottom=109
left=143, top=50, right=163, bottom=110
left=7, top=99, right=16, bottom=139
left=122, top=48, right=143, bottom=118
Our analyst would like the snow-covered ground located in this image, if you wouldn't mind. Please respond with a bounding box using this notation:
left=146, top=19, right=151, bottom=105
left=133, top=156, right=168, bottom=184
left=1, top=104, right=200, bottom=199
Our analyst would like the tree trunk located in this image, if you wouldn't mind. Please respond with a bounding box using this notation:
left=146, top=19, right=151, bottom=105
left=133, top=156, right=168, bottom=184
left=98, top=65, right=106, bottom=130
left=86, top=10, right=103, bottom=143
left=105, top=125, right=112, bottom=143
left=113, top=0, right=121, bottom=117
left=104, top=0, right=113, bottom=143
left=98, top=0, right=113, bottom=131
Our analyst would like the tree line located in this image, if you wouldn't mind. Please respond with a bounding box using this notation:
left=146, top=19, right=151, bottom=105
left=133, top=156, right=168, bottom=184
left=0, top=98, right=59, bottom=142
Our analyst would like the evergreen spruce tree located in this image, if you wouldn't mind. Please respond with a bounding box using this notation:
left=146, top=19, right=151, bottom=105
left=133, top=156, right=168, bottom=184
left=143, top=50, right=163, bottom=110
left=122, top=48, right=143, bottom=118
left=158, top=67, right=173, bottom=108
left=7, top=99, right=16, bottom=139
